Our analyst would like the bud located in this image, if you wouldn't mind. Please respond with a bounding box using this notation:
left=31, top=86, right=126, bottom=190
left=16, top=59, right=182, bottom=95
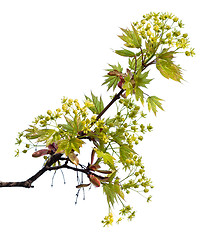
left=173, top=17, right=179, bottom=22
left=185, top=51, right=190, bottom=56
left=47, top=110, right=52, bottom=115
left=88, top=174, right=101, bottom=187
left=32, top=149, right=50, bottom=158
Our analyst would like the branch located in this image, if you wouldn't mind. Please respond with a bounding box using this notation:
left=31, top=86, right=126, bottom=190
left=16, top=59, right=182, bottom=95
left=0, top=153, right=63, bottom=188
left=0, top=153, right=107, bottom=188
left=96, top=89, right=125, bottom=121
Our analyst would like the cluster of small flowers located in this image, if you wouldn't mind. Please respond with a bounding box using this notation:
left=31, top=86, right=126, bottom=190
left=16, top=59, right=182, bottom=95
left=15, top=97, right=96, bottom=156
left=122, top=155, right=154, bottom=194
left=101, top=212, right=114, bottom=227
left=32, top=97, right=96, bottom=131
left=102, top=205, right=136, bottom=226
left=133, top=12, right=195, bottom=56
left=119, top=205, right=136, bottom=221
left=117, top=98, right=153, bottom=148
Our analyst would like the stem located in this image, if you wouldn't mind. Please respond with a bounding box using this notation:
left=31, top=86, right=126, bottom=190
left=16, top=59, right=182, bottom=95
left=140, top=47, right=145, bottom=67
left=142, top=59, right=156, bottom=71
left=134, top=55, right=137, bottom=74
left=96, top=89, right=125, bottom=121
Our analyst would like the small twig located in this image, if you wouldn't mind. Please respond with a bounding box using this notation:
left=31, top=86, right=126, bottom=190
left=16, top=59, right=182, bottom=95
left=134, top=55, right=137, bottom=74
left=142, top=59, right=156, bottom=71
left=96, top=89, right=125, bottom=121
left=140, top=47, right=146, bottom=67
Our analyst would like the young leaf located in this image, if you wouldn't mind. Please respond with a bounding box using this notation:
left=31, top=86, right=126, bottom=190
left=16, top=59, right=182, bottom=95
left=131, top=24, right=142, bottom=48
left=26, top=129, right=56, bottom=143
left=120, top=144, right=136, bottom=163
left=102, top=183, right=117, bottom=207
left=118, top=28, right=135, bottom=48
left=115, top=48, right=135, bottom=57
left=114, top=181, right=125, bottom=200
left=147, top=96, right=164, bottom=115
left=96, top=149, right=116, bottom=170
left=57, top=138, right=84, bottom=156
left=103, top=63, right=123, bottom=91
left=102, top=182, right=124, bottom=208
left=85, top=92, right=104, bottom=114
left=68, top=152, right=79, bottom=165
left=134, top=71, right=153, bottom=88
left=70, top=138, right=85, bottom=153
left=122, top=82, right=133, bottom=97
left=110, top=131, right=125, bottom=145
left=118, top=26, right=142, bottom=49
left=134, top=87, right=144, bottom=105
left=156, top=50, right=183, bottom=82
left=59, top=115, right=84, bottom=138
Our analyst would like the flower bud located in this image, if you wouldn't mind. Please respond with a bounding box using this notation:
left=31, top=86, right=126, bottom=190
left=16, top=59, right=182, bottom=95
left=47, top=110, right=52, bottom=115
left=173, top=17, right=179, bottom=22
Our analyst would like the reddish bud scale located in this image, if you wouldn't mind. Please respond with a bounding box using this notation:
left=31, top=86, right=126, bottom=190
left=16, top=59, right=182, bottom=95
left=89, top=164, right=100, bottom=171
left=32, top=149, right=50, bottom=158
left=119, top=75, right=124, bottom=82
left=48, top=142, right=58, bottom=152
left=88, top=174, right=101, bottom=187
left=118, top=80, right=123, bottom=89
left=91, top=150, right=96, bottom=161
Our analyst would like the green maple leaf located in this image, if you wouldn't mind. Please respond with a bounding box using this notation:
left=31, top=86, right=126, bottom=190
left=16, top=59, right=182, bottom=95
left=134, top=87, right=144, bottom=105
left=103, top=63, right=123, bottom=91
left=57, top=138, right=84, bottom=156
left=25, top=128, right=56, bottom=143
left=119, top=144, right=136, bottom=163
left=115, top=48, right=136, bottom=57
left=96, top=149, right=115, bottom=170
left=59, top=115, right=83, bottom=137
left=85, top=92, right=104, bottom=114
left=134, top=71, right=153, bottom=88
left=156, top=49, right=183, bottom=82
left=147, top=96, right=164, bottom=115
left=103, top=181, right=125, bottom=208
left=118, top=25, right=142, bottom=48
left=122, top=81, right=133, bottom=97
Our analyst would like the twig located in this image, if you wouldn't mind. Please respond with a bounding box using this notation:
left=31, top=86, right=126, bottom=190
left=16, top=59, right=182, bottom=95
left=96, top=89, right=125, bottom=121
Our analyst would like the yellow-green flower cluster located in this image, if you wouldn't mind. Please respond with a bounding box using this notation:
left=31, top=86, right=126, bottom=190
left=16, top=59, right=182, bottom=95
left=31, top=97, right=96, bottom=129
left=102, top=212, right=114, bottom=227
left=94, top=119, right=110, bottom=144
left=122, top=155, right=154, bottom=194
left=119, top=205, right=136, bottom=221
left=133, top=12, right=195, bottom=56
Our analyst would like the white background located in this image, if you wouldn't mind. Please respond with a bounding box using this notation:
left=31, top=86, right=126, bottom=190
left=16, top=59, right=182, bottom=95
left=0, top=0, right=206, bottom=239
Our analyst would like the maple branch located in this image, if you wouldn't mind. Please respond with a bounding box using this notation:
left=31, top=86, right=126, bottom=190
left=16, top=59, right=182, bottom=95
left=96, top=88, right=125, bottom=121
left=0, top=153, right=63, bottom=188
left=0, top=153, right=107, bottom=188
